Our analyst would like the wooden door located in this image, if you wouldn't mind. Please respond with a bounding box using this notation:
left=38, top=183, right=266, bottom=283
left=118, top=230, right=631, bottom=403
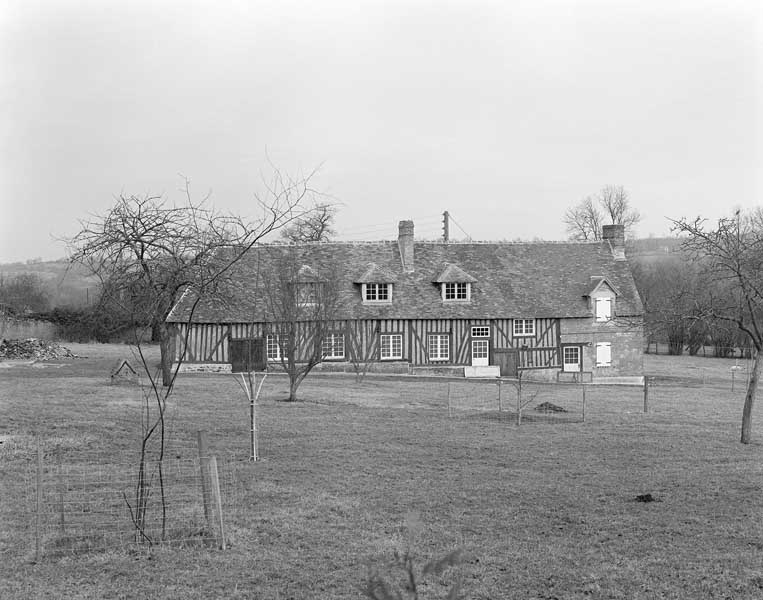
left=471, top=339, right=489, bottom=366
left=494, top=349, right=518, bottom=377
left=230, top=338, right=266, bottom=373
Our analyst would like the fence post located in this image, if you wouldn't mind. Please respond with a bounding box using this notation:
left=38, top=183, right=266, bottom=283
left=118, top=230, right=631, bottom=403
left=209, top=456, right=226, bottom=550
left=196, top=430, right=212, bottom=530
left=581, top=384, right=586, bottom=423
left=35, top=434, right=43, bottom=562
left=643, top=377, right=649, bottom=413
left=447, top=382, right=452, bottom=418
left=497, top=379, right=502, bottom=412
left=516, top=384, right=522, bottom=426
left=58, top=464, right=65, bottom=536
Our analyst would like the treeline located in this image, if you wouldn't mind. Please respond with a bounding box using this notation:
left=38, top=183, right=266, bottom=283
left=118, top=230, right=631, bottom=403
left=630, top=249, right=752, bottom=357
left=0, top=273, right=145, bottom=342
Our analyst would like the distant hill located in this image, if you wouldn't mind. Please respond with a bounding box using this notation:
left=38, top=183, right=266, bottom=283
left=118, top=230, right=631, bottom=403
left=0, top=260, right=99, bottom=308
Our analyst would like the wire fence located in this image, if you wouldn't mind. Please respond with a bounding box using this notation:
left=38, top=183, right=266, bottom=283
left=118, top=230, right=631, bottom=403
left=3, top=355, right=750, bottom=562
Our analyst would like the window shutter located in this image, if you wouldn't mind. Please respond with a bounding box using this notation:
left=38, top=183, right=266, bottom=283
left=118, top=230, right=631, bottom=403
left=596, top=297, right=612, bottom=321
left=596, top=342, right=612, bottom=367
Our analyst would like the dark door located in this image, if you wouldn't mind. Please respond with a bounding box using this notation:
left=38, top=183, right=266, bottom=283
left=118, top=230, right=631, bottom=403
left=494, top=349, right=518, bottom=377
left=230, top=338, right=266, bottom=373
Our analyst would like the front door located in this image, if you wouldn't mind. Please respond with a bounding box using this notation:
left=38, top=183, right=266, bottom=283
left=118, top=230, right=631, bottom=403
left=471, top=339, right=489, bottom=366
left=563, top=346, right=581, bottom=372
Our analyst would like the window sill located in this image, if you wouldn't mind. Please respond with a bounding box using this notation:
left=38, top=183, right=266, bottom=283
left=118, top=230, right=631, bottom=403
left=363, top=300, right=393, bottom=305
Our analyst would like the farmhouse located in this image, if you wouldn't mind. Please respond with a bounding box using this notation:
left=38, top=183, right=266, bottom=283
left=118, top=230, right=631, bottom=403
left=166, top=221, right=644, bottom=381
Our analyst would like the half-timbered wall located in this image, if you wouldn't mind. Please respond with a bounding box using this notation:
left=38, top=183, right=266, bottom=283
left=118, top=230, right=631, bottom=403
left=172, top=317, right=564, bottom=368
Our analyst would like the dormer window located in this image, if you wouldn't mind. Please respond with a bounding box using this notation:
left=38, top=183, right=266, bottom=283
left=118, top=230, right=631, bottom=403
left=587, top=276, right=618, bottom=323
left=442, top=282, right=471, bottom=302
left=363, top=283, right=392, bottom=303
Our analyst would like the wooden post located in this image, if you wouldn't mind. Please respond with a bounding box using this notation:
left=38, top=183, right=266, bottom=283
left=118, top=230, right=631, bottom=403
left=516, top=385, right=522, bottom=426
left=58, top=466, right=65, bottom=536
left=497, top=379, right=502, bottom=412
left=35, top=435, right=42, bottom=562
left=643, top=377, right=649, bottom=413
left=447, top=382, right=452, bottom=418
left=196, top=430, right=212, bottom=529
left=582, top=384, right=586, bottom=423
left=209, top=456, right=226, bottom=550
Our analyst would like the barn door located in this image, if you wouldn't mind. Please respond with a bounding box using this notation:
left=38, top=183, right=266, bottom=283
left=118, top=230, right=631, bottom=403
left=230, top=338, right=266, bottom=373
left=494, top=349, right=518, bottom=377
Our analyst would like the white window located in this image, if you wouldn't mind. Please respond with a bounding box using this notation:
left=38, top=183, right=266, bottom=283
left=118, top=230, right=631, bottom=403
left=596, top=342, right=612, bottom=367
left=322, top=333, right=345, bottom=359
left=471, top=326, right=490, bottom=338
left=513, top=319, right=535, bottom=337
left=428, top=334, right=450, bottom=361
left=595, top=297, right=612, bottom=322
left=380, top=334, right=402, bottom=360
left=363, top=283, right=392, bottom=303
left=442, top=282, right=470, bottom=301
left=266, top=334, right=287, bottom=360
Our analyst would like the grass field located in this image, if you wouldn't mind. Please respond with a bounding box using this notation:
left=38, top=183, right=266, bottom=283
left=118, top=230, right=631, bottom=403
left=2, top=344, right=763, bottom=599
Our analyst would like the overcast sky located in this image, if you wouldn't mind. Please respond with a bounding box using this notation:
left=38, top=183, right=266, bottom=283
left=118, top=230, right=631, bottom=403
left=1, top=0, right=760, bottom=262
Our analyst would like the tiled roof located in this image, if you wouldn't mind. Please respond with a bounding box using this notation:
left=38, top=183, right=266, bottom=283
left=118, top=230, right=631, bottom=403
left=433, top=263, right=477, bottom=283
left=167, top=240, right=644, bottom=323
left=354, top=262, right=399, bottom=283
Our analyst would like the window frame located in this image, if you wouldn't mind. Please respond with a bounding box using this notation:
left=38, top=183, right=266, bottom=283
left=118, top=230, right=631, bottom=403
left=380, top=333, right=403, bottom=360
left=442, top=282, right=470, bottom=302
left=513, top=319, right=535, bottom=337
left=471, top=326, right=490, bottom=338
left=322, top=333, right=345, bottom=360
left=428, top=333, right=450, bottom=362
left=266, top=334, right=287, bottom=361
left=362, top=283, right=392, bottom=304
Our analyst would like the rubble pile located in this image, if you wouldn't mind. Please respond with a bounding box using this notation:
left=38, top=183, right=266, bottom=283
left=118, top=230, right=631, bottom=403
left=0, top=338, right=79, bottom=361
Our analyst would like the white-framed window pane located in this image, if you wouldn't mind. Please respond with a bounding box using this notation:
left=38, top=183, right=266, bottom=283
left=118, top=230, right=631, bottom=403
left=428, top=334, right=449, bottom=361
left=513, top=319, right=535, bottom=336
left=596, top=342, right=611, bottom=366
left=471, top=326, right=490, bottom=338
left=267, top=334, right=287, bottom=360
left=563, top=346, right=579, bottom=364
left=322, top=333, right=345, bottom=359
left=596, top=297, right=612, bottom=322
left=365, top=283, right=390, bottom=302
left=380, top=334, right=402, bottom=359
left=444, top=282, right=468, bottom=300
left=472, top=339, right=488, bottom=359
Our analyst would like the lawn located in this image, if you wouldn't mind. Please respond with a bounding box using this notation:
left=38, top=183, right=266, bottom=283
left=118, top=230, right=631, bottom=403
left=2, top=344, right=763, bottom=599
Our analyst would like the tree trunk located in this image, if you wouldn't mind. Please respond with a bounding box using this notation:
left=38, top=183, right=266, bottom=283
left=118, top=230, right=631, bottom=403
left=158, top=324, right=173, bottom=387
left=287, top=376, right=299, bottom=402
left=741, top=350, right=761, bottom=444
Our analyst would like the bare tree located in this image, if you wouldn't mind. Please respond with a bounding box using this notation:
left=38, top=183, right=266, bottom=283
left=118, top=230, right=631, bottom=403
left=68, top=171, right=321, bottom=386
left=280, top=203, right=336, bottom=243
left=264, top=250, right=341, bottom=401
left=563, top=196, right=603, bottom=241
left=67, top=168, right=323, bottom=541
left=564, top=185, right=641, bottom=241
left=672, top=209, right=763, bottom=443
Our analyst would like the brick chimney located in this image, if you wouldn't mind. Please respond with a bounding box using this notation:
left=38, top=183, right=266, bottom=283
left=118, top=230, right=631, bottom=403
left=602, top=224, right=626, bottom=261
left=398, top=220, right=414, bottom=272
